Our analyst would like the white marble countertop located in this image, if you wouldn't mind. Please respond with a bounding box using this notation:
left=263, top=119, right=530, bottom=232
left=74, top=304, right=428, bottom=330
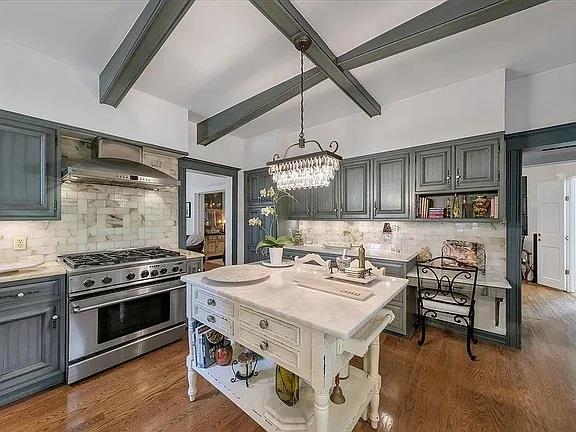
left=182, top=264, right=408, bottom=339
left=406, top=268, right=511, bottom=290
left=284, top=244, right=418, bottom=263
left=0, top=261, right=67, bottom=285
left=173, top=249, right=204, bottom=259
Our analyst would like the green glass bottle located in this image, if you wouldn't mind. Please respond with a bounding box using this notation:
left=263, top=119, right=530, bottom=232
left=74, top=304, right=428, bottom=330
left=275, top=365, right=299, bottom=406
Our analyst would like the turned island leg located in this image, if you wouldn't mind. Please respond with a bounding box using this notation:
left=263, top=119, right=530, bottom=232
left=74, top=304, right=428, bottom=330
left=187, top=322, right=198, bottom=402
left=368, top=336, right=381, bottom=429
left=314, top=390, right=330, bottom=432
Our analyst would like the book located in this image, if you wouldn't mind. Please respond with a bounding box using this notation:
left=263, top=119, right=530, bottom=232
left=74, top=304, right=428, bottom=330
left=194, top=325, right=218, bottom=368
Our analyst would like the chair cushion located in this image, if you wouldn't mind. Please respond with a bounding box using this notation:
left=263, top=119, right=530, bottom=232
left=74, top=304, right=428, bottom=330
left=422, top=299, right=469, bottom=316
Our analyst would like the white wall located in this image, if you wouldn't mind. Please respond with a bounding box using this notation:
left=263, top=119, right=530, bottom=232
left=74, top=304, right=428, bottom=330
left=185, top=171, right=233, bottom=264
left=506, top=62, right=576, bottom=134
left=243, top=69, right=505, bottom=168
left=187, top=122, right=246, bottom=168
left=0, top=37, right=188, bottom=152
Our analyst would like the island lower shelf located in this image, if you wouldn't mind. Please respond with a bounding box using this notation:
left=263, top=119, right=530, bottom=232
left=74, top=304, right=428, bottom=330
left=193, top=350, right=376, bottom=432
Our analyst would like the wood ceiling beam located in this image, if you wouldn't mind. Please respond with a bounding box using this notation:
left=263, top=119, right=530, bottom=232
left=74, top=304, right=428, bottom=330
left=250, top=0, right=381, bottom=118
left=99, top=0, right=195, bottom=108
left=198, top=0, right=549, bottom=145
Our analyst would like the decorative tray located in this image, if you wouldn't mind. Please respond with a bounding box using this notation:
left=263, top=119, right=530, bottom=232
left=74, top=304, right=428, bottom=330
left=204, top=265, right=270, bottom=283
left=327, top=268, right=378, bottom=285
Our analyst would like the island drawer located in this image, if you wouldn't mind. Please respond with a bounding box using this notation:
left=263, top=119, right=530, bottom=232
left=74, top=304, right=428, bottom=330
left=194, top=288, right=234, bottom=317
left=238, top=306, right=300, bottom=348
left=193, top=305, right=233, bottom=335
left=237, top=325, right=299, bottom=371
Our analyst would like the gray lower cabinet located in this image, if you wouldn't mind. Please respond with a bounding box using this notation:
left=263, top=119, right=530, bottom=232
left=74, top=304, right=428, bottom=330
left=0, top=111, right=60, bottom=220
left=415, top=146, right=452, bottom=193
left=340, top=158, right=371, bottom=219
left=0, top=276, right=65, bottom=406
left=454, top=137, right=500, bottom=190
left=373, top=152, right=410, bottom=219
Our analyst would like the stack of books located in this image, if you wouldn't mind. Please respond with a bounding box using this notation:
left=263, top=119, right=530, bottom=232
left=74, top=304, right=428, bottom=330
left=428, top=208, right=446, bottom=219
left=194, top=324, right=219, bottom=368
left=418, top=197, right=432, bottom=218
left=489, top=196, right=499, bottom=218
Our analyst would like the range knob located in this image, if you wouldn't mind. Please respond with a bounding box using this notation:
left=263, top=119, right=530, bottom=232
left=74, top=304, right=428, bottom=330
left=172, top=266, right=180, bottom=273
left=140, top=270, right=149, bottom=278
left=150, top=269, right=159, bottom=277
left=160, top=267, right=168, bottom=275
left=83, top=278, right=95, bottom=288
left=126, top=272, right=136, bottom=280
left=102, top=276, right=112, bottom=284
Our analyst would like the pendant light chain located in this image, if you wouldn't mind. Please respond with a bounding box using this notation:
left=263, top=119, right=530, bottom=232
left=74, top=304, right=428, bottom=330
left=299, top=49, right=305, bottom=144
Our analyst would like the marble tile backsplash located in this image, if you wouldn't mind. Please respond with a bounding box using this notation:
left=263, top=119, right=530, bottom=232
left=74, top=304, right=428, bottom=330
left=0, top=151, right=179, bottom=262
left=298, top=220, right=506, bottom=275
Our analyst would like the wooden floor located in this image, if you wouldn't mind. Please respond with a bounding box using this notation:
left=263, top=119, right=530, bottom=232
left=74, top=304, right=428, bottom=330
left=2, top=283, right=576, bottom=432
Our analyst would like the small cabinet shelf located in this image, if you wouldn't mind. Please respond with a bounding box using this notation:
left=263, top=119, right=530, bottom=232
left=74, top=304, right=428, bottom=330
left=415, top=191, right=501, bottom=222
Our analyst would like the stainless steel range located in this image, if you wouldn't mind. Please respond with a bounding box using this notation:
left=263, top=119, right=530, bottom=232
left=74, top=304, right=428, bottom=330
left=59, top=247, right=189, bottom=384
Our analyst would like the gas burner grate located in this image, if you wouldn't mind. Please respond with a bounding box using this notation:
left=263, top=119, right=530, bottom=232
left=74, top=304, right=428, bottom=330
left=60, top=247, right=181, bottom=269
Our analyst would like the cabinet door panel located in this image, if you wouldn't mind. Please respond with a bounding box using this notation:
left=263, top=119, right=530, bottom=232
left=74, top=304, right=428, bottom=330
left=455, top=139, right=499, bottom=189
left=245, top=207, right=275, bottom=263
left=312, top=173, right=340, bottom=219
left=340, top=159, right=371, bottom=219
left=0, top=302, right=60, bottom=391
left=245, top=173, right=263, bottom=206
left=373, top=153, right=409, bottom=219
left=287, top=188, right=311, bottom=220
left=0, top=116, right=59, bottom=220
left=415, top=146, right=452, bottom=192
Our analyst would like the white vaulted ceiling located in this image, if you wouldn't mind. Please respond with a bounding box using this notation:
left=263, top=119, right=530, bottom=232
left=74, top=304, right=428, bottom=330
left=0, top=1, right=574, bottom=140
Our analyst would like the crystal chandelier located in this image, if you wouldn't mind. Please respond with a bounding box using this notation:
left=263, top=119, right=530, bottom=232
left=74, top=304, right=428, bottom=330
left=267, top=35, right=342, bottom=191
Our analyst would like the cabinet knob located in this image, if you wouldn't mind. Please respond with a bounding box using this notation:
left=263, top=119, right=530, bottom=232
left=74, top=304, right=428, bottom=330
left=51, top=314, right=59, bottom=328
left=207, top=298, right=216, bottom=306
left=17, top=292, right=25, bottom=298
left=259, top=319, right=269, bottom=329
left=207, top=315, right=216, bottom=323
left=259, top=340, right=269, bottom=350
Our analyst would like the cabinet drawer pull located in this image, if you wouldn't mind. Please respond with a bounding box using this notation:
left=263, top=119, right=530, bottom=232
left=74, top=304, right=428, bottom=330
left=207, top=315, right=216, bottom=323
left=259, top=340, right=269, bottom=350
left=207, top=298, right=216, bottom=306
left=259, top=319, right=269, bottom=329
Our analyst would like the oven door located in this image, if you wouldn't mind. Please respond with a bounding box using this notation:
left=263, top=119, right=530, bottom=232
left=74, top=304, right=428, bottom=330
left=69, top=278, right=185, bottom=362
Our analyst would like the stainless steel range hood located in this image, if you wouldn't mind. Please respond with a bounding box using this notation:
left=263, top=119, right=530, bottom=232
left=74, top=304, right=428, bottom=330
left=62, top=138, right=180, bottom=189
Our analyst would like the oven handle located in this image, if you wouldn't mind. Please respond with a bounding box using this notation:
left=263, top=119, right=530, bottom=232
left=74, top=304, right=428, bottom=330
left=71, top=284, right=185, bottom=314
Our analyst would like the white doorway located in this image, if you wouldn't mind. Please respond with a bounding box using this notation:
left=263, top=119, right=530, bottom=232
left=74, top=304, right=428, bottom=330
left=535, top=179, right=565, bottom=290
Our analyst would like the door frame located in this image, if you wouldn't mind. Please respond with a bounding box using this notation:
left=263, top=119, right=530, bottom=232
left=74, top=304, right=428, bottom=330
left=178, top=158, right=240, bottom=264
left=506, top=121, right=576, bottom=349
left=566, top=176, right=576, bottom=293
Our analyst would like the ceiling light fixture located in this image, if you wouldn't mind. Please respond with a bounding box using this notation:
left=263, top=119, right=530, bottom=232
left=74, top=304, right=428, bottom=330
left=267, top=34, right=342, bottom=191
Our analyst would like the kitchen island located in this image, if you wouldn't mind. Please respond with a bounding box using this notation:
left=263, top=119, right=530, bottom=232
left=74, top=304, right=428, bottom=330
left=182, top=264, right=408, bottom=432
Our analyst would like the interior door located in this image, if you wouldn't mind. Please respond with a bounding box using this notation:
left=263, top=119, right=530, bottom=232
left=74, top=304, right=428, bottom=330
left=536, top=180, right=565, bottom=290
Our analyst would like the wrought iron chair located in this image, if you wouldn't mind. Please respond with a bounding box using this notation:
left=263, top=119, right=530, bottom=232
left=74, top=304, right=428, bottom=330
left=416, top=256, right=479, bottom=360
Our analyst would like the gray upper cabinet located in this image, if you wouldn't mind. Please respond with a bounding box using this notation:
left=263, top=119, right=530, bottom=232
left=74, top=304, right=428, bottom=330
left=415, top=146, right=452, bottom=192
left=0, top=277, right=65, bottom=406
left=245, top=169, right=273, bottom=206
left=340, top=159, right=371, bottom=219
left=373, top=153, right=410, bottom=219
left=454, top=137, right=500, bottom=190
left=0, top=112, right=60, bottom=220
left=288, top=188, right=312, bottom=220
left=312, top=172, right=340, bottom=219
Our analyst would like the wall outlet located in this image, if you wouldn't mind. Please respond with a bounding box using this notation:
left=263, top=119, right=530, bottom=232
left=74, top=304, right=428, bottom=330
left=13, top=236, right=27, bottom=251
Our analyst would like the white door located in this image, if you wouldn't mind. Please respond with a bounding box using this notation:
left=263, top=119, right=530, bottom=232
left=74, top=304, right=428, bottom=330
left=536, top=180, right=565, bottom=290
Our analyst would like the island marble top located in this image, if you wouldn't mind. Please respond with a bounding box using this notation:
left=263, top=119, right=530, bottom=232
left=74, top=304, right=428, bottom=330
left=182, top=264, right=408, bottom=339
left=284, top=244, right=418, bottom=263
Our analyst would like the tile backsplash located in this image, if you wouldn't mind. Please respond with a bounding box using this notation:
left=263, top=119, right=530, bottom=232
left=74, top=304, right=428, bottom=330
left=0, top=151, right=179, bottom=262
left=298, top=220, right=506, bottom=275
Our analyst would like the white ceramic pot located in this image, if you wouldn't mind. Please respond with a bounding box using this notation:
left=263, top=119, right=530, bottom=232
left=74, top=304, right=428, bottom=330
left=268, top=247, right=284, bottom=265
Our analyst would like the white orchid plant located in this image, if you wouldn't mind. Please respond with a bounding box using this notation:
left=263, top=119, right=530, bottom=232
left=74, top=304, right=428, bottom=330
left=248, top=186, right=294, bottom=250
